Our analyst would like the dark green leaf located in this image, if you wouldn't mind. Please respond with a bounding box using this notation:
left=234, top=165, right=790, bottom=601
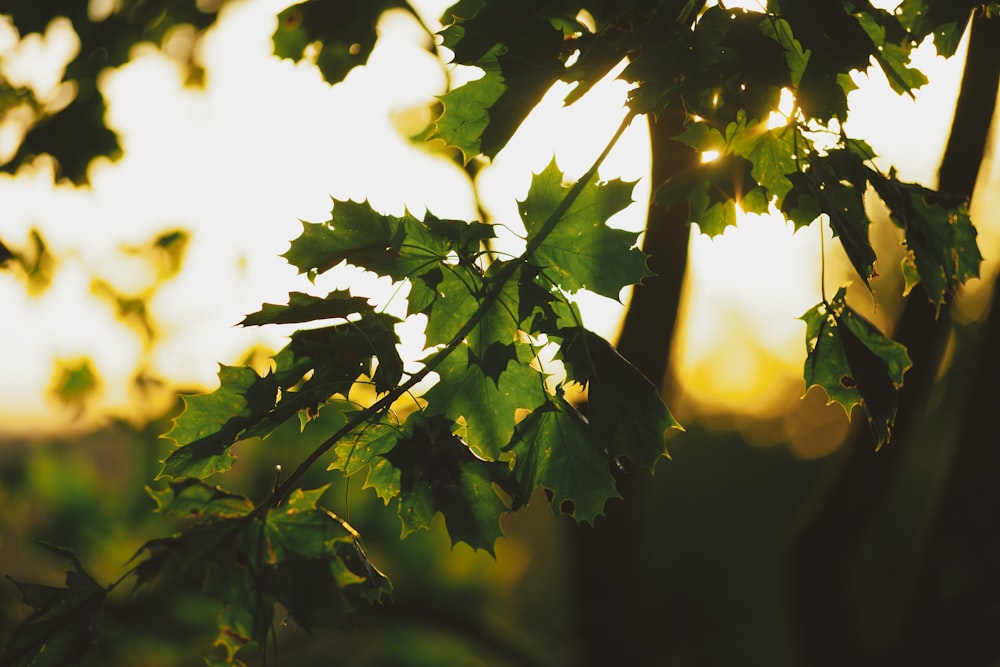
left=440, top=0, right=570, bottom=157
left=801, top=287, right=912, bottom=448
left=240, top=290, right=372, bottom=326
left=729, top=122, right=799, bottom=205
left=160, top=365, right=276, bottom=479
left=421, top=266, right=481, bottom=347
left=329, top=413, right=403, bottom=503
left=506, top=397, right=619, bottom=525
left=1, top=545, right=107, bottom=667
left=272, top=0, right=412, bottom=85
left=383, top=415, right=511, bottom=554
left=559, top=327, right=679, bottom=468
left=869, top=170, right=983, bottom=312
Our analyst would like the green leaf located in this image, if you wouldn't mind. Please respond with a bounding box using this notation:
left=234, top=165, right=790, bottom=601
left=148, top=479, right=254, bottom=521
left=160, top=365, right=276, bottom=479
left=272, top=0, right=412, bottom=85
left=282, top=201, right=402, bottom=278
left=519, top=159, right=647, bottom=300
left=465, top=261, right=523, bottom=355
left=240, top=290, right=371, bottom=326
left=801, top=287, right=912, bottom=448
left=855, top=10, right=929, bottom=95
left=1, top=544, right=107, bottom=667
left=420, top=266, right=481, bottom=347
left=674, top=121, right=726, bottom=154
left=440, top=0, right=570, bottom=157
left=869, top=171, right=983, bottom=312
left=760, top=16, right=810, bottom=86
left=431, top=43, right=507, bottom=162
left=382, top=415, right=511, bottom=554
left=783, top=153, right=876, bottom=285
left=730, top=123, right=799, bottom=205
left=283, top=200, right=488, bottom=300
left=423, top=343, right=547, bottom=460
left=330, top=413, right=403, bottom=503
left=264, top=486, right=344, bottom=562
left=505, top=397, right=620, bottom=525
left=693, top=194, right=738, bottom=237
left=50, top=358, right=101, bottom=409
left=558, top=327, right=679, bottom=468
left=656, top=154, right=756, bottom=236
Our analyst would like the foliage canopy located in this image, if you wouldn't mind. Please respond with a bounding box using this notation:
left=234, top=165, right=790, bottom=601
left=0, top=0, right=991, bottom=664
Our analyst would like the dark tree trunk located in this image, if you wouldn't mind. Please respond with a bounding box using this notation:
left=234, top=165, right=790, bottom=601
left=788, top=11, right=1000, bottom=666
left=569, top=103, right=697, bottom=666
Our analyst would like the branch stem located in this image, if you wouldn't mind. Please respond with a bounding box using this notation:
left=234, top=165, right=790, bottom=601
left=260, top=110, right=638, bottom=510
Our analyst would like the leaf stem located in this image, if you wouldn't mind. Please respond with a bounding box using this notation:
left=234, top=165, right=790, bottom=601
left=261, top=110, right=638, bottom=509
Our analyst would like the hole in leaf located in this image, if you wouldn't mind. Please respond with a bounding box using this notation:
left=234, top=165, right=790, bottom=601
left=559, top=499, right=575, bottom=516
left=544, top=488, right=554, bottom=503
left=281, top=8, right=302, bottom=29
left=840, top=375, right=857, bottom=389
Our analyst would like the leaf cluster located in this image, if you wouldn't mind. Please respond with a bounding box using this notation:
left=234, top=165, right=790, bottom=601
left=1, top=0, right=990, bottom=664
left=120, top=150, right=675, bottom=662
left=1, top=0, right=225, bottom=183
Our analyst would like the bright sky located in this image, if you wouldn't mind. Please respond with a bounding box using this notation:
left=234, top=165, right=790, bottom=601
left=0, top=0, right=991, bottom=445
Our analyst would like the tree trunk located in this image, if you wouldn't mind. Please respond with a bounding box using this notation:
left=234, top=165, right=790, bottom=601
left=568, top=102, right=697, bottom=666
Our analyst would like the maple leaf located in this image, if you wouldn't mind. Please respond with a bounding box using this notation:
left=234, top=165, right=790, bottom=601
left=382, top=414, right=512, bottom=554
left=801, top=287, right=912, bottom=448
left=783, top=152, right=876, bottom=286
left=418, top=266, right=481, bottom=347
left=440, top=0, right=570, bottom=157
left=272, top=0, right=413, bottom=85
left=559, top=327, right=679, bottom=469
left=239, top=290, right=371, bottom=327
left=147, top=479, right=254, bottom=521
left=729, top=121, right=799, bottom=205
left=160, top=365, right=277, bottom=480
left=422, top=343, right=546, bottom=460
left=283, top=200, right=449, bottom=281
left=1, top=544, right=107, bottom=667
left=329, top=412, right=404, bottom=504
left=869, top=170, right=982, bottom=312
left=518, top=159, right=648, bottom=300
left=505, top=397, right=620, bottom=525
left=431, top=43, right=506, bottom=162
left=655, top=159, right=748, bottom=236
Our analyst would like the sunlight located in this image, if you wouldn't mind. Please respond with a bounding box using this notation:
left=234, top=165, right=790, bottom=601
left=0, top=0, right=647, bottom=434
left=0, top=0, right=984, bottom=440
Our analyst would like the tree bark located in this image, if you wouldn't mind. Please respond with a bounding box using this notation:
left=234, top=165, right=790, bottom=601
left=569, top=103, right=697, bottom=666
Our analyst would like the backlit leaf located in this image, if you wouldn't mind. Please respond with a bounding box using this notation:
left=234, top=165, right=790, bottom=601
left=869, top=170, right=983, bottom=312
left=161, top=365, right=276, bottom=479
left=148, top=479, right=254, bottom=521
left=431, top=43, right=506, bottom=162
left=382, top=415, right=511, bottom=554
left=559, top=327, right=679, bottom=468
left=519, top=159, right=647, bottom=300
left=505, top=397, right=620, bottom=525
left=240, top=290, right=371, bottom=326
left=423, top=343, right=546, bottom=460
left=801, top=287, right=912, bottom=448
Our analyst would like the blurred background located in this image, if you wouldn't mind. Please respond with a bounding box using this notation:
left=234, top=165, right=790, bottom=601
left=2, top=0, right=999, bottom=665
